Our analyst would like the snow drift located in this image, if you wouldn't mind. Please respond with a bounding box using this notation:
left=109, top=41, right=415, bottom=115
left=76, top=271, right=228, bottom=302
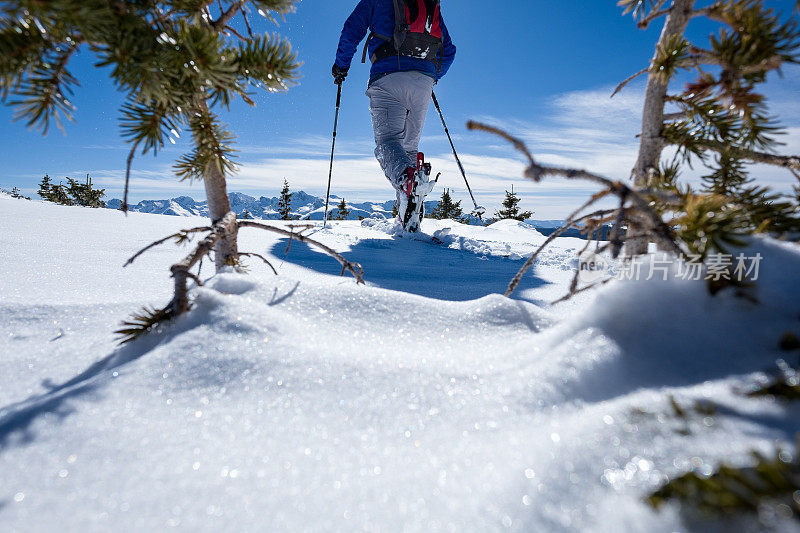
left=0, top=196, right=798, bottom=532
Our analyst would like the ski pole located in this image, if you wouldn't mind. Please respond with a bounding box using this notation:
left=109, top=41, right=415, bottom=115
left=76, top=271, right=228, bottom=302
left=431, top=91, right=485, bottom=220
left=323, top=82, right=343, bottom=227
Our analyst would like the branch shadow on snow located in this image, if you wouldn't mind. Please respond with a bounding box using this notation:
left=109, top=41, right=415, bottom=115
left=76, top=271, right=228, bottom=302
left=0, top=309, right=208, bottom=451
left=268, top=282, right=300, bottom=306
left=270, top=237, right=550, bottom=303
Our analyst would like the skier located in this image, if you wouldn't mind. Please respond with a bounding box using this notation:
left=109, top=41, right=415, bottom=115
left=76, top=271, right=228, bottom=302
left=332, top=0, right=456, bottom=232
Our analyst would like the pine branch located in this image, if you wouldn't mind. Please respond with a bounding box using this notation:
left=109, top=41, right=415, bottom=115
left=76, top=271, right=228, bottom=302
left=638, top=0, right=672, bottom=29
left=234, top=33, right=299, bottom=92
left=175, top=103, right=237, bottom=181
left=124, top=226, right=213, bottom=267
left=669, top=137, right=800, bottom=172
left=10, top=43, right=79, bottom=134
left=238, top=221, right=365, bottom=284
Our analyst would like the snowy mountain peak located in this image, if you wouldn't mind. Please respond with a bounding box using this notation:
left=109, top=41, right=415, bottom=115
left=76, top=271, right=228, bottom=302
left=107, top=191, right=395, bottom=221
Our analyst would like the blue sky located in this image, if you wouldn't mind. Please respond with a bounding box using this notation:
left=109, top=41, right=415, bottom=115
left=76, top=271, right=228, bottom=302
left=1, top=0, right=799, bottom=218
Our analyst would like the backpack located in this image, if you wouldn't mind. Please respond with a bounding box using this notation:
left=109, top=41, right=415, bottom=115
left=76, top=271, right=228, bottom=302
left=361, top=0, right=443, bottom=69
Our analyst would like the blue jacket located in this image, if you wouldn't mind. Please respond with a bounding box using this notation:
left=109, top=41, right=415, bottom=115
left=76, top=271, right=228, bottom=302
left=335, top=0, right=456, bottom=84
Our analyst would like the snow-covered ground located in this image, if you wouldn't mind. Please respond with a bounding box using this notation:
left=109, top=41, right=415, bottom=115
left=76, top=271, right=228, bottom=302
left=1, top=196, right=799, bottom=532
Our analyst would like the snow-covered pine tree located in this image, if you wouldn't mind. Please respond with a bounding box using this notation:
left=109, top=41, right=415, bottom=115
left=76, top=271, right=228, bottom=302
left=37, top=175, right=54, bottom=201
left=10, top=186, right=29, bottom=199
left=430, top=188, right=463, bottom=220
left=239, top=209, right=254, bottom=220
left=617, top=0, right=800, bottom=255
left=391, top=202, right=399, bottom=218
left=495, top=186, right=532, bottom=221
left=0, top=1, right=300, bottom=269
left=278, top=179, right=293, bottom=220
left=335, top=198, right=350, bottom=220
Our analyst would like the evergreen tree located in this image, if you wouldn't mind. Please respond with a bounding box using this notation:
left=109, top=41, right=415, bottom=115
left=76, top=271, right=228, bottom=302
left=10, top=186, right=29, bottom=199
left=50, top=182, right=73, bottom=206
left=335, top=197, right=350, bottom=220
left=239, top=209, right=254, bottom=220
left=0, top=1, right=300, bottom=271
left=37, top=175, right=54, bottom=201
left=495, top=186, right=533, bottom=221
left=391, top=202, right=399, bottom=218
left=278, top=179, right=293, bottom=220
left=617, top=0, right=800, bottom=255
left=66, top=174, right=105, bottom=208
left=430, top=188, right=463, bottom=220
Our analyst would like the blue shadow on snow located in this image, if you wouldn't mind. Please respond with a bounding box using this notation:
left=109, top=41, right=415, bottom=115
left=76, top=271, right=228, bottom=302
left=270, top=236, right=550, bottom=303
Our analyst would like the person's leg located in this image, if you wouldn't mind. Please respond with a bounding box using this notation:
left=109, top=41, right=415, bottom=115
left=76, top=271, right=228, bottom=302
left=398, top=72, right=435, bottom=160
left=366, top=76, right=414, bottom=188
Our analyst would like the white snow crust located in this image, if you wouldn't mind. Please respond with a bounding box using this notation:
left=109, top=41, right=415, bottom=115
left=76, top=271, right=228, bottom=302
left=1, top=196, right=799, bottom=532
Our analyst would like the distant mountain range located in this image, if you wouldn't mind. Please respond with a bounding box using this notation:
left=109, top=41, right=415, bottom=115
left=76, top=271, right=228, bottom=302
left=105, top=191, right=575, bottom=230
left=106, top=191, right=483, bottom=223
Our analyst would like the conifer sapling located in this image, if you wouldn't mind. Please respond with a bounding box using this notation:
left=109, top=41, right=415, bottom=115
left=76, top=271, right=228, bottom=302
left=278, top=179, right=293, bottom=220
left=335, top=198, right=350, bottom=221
left=430, top=188, right=463, bottom=220
left=495, top=186, right=533, bottom=221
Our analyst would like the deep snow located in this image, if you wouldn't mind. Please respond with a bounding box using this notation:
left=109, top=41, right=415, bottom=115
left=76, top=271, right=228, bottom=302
left=1, top=196, right=799, bottom=532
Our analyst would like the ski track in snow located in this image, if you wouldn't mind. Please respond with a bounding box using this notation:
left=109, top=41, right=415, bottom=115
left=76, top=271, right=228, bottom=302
left=1, top=197, right=799, bottom=532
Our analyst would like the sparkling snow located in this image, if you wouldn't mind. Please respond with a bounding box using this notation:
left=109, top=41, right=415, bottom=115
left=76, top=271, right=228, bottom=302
left=1, top=196, right=798, bottom=532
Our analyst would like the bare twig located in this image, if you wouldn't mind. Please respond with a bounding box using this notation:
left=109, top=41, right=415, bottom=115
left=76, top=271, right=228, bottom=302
left=557, top=241, right=614, bottom=304
left=211, top=0, right=246, bottom=29
left=222, top=24, right=250, bottom=41
left=124, top=226, right=212, bottom=267
left=505, top=209, right=616, bottom=297
left=552, top=277, right=614, bottom=305
left=612, top=67, right=649, bottom=98
left=239, top=221, right=365, bottom=284
left=241, top=7, right=254, bottom=38
left=186, top=271, right=204, bottom=287
left=238, top=252, right=278, bottom=275
left=469, top=120, right=683, bottom=255
left=468, top=120, right=686, bottom=298
left=465, top=121, right=535, bottom=169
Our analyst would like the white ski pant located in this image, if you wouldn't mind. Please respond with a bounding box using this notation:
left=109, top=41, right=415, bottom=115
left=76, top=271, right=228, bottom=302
left=366, top=71, right=435, bottom=188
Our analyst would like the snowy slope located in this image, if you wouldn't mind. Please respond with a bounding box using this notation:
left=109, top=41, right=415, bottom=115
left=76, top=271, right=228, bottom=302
left=1, top=196, right=799, bottom=532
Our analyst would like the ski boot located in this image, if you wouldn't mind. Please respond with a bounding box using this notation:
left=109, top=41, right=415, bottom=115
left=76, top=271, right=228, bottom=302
left=399, top=153, right=437, bottom=233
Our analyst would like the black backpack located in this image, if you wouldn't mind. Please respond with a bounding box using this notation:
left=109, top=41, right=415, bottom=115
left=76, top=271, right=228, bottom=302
left=361, top=0, right=443, bottom=68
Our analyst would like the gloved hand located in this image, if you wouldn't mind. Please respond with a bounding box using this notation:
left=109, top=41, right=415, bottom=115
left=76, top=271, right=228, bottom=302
left=332, top=63, right=348, bottom=85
